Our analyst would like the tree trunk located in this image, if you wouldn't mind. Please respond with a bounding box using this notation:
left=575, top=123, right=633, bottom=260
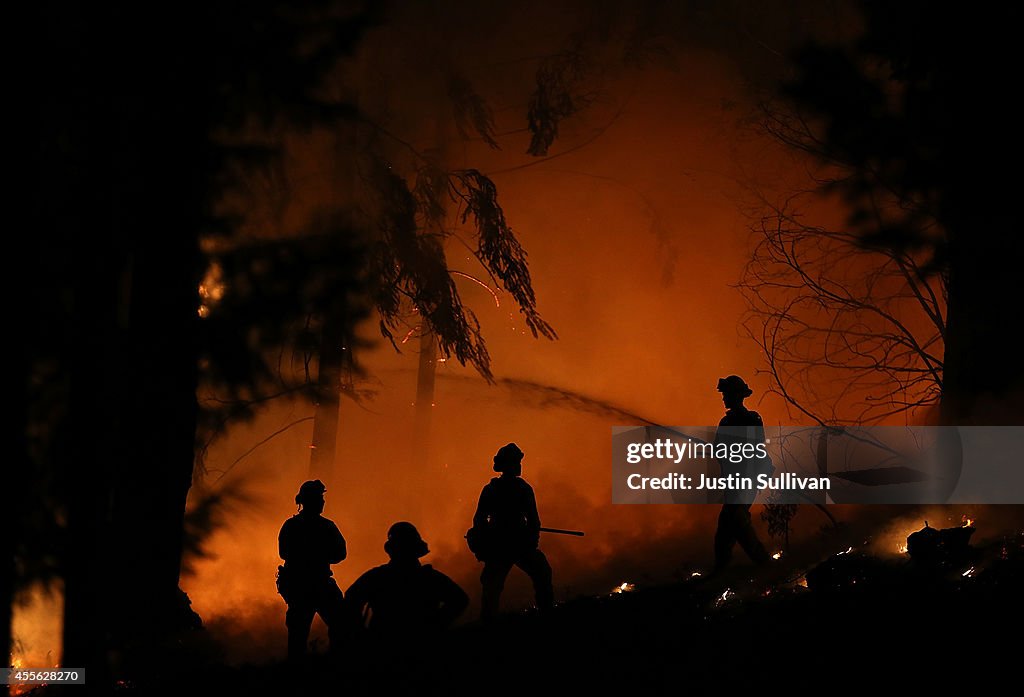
left=309, top=321, right=347, bottom=486
left=56, top=5, right=124, bottom=675
left=57, top=4, right=206, bottom=677
left=62, top=230, right=124, bottom=682
left=2, top=301, right=27, bottom=694
left=412, top=328, right=437, bottom=463
left=938, top=49, right=1023, bottom=427
left=307, top=118, right=360, bottom=490
left=940, top=216, right=1023, bottom=426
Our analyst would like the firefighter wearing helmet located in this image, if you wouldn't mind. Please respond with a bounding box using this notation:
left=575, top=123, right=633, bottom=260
left=277, top=479, right=348, bottom=660
left=346, top=522, right=468, bottom=636
left=468, top=443, right=554, bottom=621
left=712, top=376, right=771, bottom=572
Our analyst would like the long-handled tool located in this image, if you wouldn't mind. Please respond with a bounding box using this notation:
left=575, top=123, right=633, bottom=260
left=540, top=526, right=584, bottom=536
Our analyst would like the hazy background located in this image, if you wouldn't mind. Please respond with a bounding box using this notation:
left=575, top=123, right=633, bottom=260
left=20, top=1, right=1014, bottom=667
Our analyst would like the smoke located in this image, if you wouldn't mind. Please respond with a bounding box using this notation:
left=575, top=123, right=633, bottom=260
left=440, top=374, right=662, bottom=424
left=185, top=379, right=1024, bottom=665
left=16, top=1, right=1022, bottom=672
left=167, top=0, right=1024, bottom=666
left=172, top=3, right=878, bottom=662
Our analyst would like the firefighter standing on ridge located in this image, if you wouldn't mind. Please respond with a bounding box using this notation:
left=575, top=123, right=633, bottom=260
left=712, top=375, right=771, bottom=572
left=277, top=479, right=348, bottom=660
left=468, top=443, right=554, bottom=621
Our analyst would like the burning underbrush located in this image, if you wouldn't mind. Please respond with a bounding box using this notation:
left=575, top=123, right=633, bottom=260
left=13, top=511, right=1024, bottom=696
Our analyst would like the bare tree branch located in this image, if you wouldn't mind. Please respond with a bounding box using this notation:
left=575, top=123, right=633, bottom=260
left=739, top=196, right=945, bottom=425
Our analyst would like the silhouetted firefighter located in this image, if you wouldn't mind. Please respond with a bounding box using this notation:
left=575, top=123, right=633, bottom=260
left=467, top=443, right=554, bottom=621
left=346, top=522, right=468, bottom=636
left=277, top=480, right=348, bottom=660
left=713, top=376, right=771, bottom=572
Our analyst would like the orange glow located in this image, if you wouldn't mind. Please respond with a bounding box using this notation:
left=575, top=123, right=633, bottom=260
left=180, top=42, right=783, bottom=662
left=19, top=4, right=1024, bottom=680
left=197, top=262, right=225, bottom=319
left=156, top=12, right=1019, bottom=666
left=10, top=582, right=62, bottom=685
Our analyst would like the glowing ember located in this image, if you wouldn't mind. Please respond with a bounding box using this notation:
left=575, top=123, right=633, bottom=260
left=771, top=551, right=783, bottom=560
left=796, top=576, right=809, bottom=588
left=715, top=589, right=735, bottom=607
left=837, top=546, right=854, bottom=555
left=897, top=543, right=908, bottom=554
left=611, top=582, right=636, bottom=594
left=451, top=271, right=501, bottom=307
left=690, top=571, right=702, bottom=578
left=7, top=654, right=62, bottom=697
left=961, top=566, right=976, bottom=578
left=197, top=262, right=225, bottom=318
left=961, top=516, right=975, bottom=528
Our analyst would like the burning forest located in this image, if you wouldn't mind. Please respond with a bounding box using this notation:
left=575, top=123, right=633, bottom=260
left=15, top=0, right=1024, bottom=695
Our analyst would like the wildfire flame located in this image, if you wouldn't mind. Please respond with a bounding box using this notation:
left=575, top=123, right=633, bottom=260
left=961, top=516, right=975, bottom=528
left=611, top=582, right=636, bottom=594
left=771, top=551, right=783, bottom=560
left=961, top=566, right=976, bottom=578
left=837, top=546, right=854, bottom=555
left=690, top=571, right=702, bottom=578
left=197, top=262, right=225, bottom=318
left=897, top=543, right=908, bottom=554
left=7, top=654, right=61, bottom=697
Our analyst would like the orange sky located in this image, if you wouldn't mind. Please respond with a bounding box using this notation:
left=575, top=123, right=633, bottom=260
left=15, top=1, right=904, bottom=667
left=179, top=6, right=846, bottom=661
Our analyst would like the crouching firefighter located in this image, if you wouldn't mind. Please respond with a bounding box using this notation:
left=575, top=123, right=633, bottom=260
left=277, top=479, right=348, bottom=661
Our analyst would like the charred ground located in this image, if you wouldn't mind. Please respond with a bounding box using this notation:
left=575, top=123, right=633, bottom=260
left=24, top=521, right=1021, bottom=696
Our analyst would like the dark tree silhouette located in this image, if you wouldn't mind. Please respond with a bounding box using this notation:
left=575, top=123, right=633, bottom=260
left=33, top=0, right=377, bottom=684
left=30, top=1, right=568, bottom=683
left=242, top=1, right=671, bottom=486
left=745, top=0, right=1022, bottom=426
left=740, top=198, right=945, bottom=425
